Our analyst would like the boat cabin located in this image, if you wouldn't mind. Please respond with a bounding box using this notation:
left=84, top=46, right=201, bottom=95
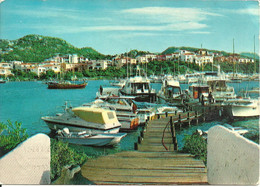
left=207, top=80, right=229, bottom=92
left=162, top=80, right=181, bottom=99
left=72, top=107, right=119, bottom=125
left=189, top=84, right=210, bottom=99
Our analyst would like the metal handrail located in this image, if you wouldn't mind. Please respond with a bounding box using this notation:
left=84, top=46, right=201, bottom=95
left=161, top=120, right=171, bottom=151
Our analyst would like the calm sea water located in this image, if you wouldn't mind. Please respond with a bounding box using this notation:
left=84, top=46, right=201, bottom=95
left=0, top=80, right=259, bottom=154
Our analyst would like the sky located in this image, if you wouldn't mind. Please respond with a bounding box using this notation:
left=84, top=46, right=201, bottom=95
left=0, top=0, right=259, bottom=55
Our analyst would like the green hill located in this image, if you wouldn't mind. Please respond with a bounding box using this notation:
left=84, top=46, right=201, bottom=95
left=0, top=34, right=105, bottom=62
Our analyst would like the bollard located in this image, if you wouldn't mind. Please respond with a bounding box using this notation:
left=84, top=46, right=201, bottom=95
left=138, top=136, right=142, bottom=144
left=134, top=143, right=138, bottom=150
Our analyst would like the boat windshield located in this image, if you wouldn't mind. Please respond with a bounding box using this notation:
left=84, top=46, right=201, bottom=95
left=106, top=98, right=128, bottom=105
left=131, top=83, right=149, bottom=90
left=166, top=86, right=181, bottom=95
left=107, top=112, right=115, bottom=119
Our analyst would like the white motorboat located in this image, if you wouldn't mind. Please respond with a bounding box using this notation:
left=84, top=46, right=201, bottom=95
left=223, top=97, right=260, bottom=118
left=57, top=128, right=127, bottom=146
left=119, top=76, right=157, bottom=103
left=110, top=79, right=127, bottom=88
left=41, top=104, right=122, bottom=133
left=156, top=106, right=183, bottom=115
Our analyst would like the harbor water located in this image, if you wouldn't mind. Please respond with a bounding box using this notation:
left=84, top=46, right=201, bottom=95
left=0, top=80, right=259, bottom=155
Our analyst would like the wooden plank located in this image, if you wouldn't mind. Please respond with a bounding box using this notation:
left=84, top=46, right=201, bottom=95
left=143, top=131, right=172, bottom=138
left=108, top=151, right=194, bottom=158
left=83, top=169, right=207, bottom=178
left=82, top=174, right=207, bottom=184
left=92, top=181, right=208, bottom=185
left=84, top=157, right=205, bottom=168
left=141, top=138, right=172, bottom=144
left=82, top=167, right=207, bottom=177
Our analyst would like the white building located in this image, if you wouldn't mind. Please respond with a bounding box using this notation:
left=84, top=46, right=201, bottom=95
left=194, top=55, right=214, bottom=65
left=15, top=63, right=36, bottom=72
left=136, top=54, right=157, bottom=63
left=31, top=66, right=47, bottom=77
left=180, top=52, right=196, bottom=63
left=69, top=54, right=78, bottom=63
left=116, top=57, right=136, bottom=67
left=88, top=60, right=112, bottom=70
left=238, top=58, right=254, bottom=63
left=0, top=68, right=13, bottom=77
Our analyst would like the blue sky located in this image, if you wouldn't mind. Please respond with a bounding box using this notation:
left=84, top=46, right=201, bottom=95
left=0, top=0, right=259, bottom=55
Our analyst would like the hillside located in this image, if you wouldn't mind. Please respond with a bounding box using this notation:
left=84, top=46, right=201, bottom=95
left=0, top=34, right=105, bottom=62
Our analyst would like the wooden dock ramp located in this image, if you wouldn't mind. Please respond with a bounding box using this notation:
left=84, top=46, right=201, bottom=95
left=81, top=116, right=207, bottom=185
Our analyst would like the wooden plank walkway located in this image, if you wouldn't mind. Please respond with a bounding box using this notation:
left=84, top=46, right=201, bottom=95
left=81, top=113, right=208, bottom=185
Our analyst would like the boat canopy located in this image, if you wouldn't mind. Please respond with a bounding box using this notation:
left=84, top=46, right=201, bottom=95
left=72, top=107, right=118, bottom=124
left=166, top=80, right=180, bottom=87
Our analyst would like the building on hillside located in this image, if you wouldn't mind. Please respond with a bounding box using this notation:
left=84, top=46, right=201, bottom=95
left=238, top=58, right=254, bottom=63
left=197, top=49, right=209, bottom=56
left=156, top=55, right=166, bottom=61
left=42, top=64, right=61, bottom=73
left=69, top=54, right=78, bottom=63
left=136, top=55, right=148, bottom=63
left=177, top=50, right=192, bottom=55
left=172, top=52, right=180, bottom=61
left=61, top=63, right=88, bottom=72
left=31, top=66, right=47, bottom=77
left=0, top=62, right=13, bottom=77
left=0, top=62, right=13, bottom=69
left=15, top=63, right=36, bottom=72
left=180, top=53, right=196, bottom=63
left=0, top=68, right=13, bottom=77
left=194, top=55, right=214, bottom=66
left=88, top=60, right=112, bottom=70
left=165, top=54, right=173, bottom=61
left=136, top=54, right=157, bottom=63
left=115, top=57, right=137, bottom=67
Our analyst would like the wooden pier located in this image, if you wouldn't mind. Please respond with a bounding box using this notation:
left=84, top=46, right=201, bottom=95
left=81, top=109, right=214, bottom=185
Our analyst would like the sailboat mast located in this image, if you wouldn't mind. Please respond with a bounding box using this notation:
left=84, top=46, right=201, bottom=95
left=126, top=50, right=129, bottom=78
left=233, top=38, right=235, bottom=78
left=254, top=35, right=256, bottom=74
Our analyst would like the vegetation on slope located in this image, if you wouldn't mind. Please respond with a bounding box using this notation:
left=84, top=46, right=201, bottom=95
left=0, top=34, right=105, bottom=62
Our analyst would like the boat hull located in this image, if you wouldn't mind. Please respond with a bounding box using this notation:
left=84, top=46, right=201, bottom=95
left=119, top=91, right=157, bottom=103
left=58, top=133, right=127, bottom=146
left=225, top=104, right=260, bottom=118
left=48, top=83, right=87, bottom=89
left=42, top=118, right=121, bottom=134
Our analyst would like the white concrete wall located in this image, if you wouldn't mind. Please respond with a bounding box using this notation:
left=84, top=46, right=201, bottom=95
left=207, top=125, right=259, bottom=185
left=0, top=133, right=50, bottom=184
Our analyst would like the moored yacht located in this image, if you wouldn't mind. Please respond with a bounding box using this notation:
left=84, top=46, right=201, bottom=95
left=119, top=76, right=157, bottom=103
left=157, top=79, right=184, bottom=103
left=82, top=96, right=139, bottom=131
left=223, top=97, right=260, bottom=118
left=41, top=104, right=121, bottom=133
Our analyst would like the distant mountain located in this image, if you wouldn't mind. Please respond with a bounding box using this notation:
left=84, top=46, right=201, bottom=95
left=240, top=52, right=259, bottom=60
left=0, top=34, right=105, bottom=62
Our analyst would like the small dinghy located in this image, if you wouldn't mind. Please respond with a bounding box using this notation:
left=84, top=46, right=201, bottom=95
left=57, top=128, right=127, bottom=147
